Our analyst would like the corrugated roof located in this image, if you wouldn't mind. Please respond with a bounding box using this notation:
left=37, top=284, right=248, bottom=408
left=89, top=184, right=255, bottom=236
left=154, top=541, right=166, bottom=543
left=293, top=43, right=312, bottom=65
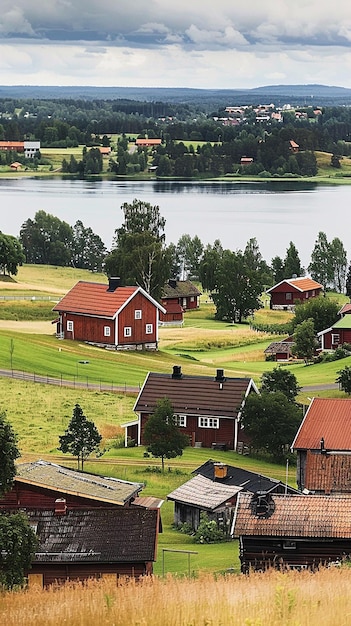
left=4, top=507, right=158, bottom=563
left=305, top=451, right=351, bottom=493
left=194, top=460, right=297, bottom=494
left=167, top=474, right=241, bottom=510
left=53, top=281, right=138, bottom=317
left=15, top=461, right=143, bottom=505
left=292, top=398, right=351, bottom=451
left=162, top=280, right=202, bottom=299
left=134, top=371, right=257, bottom=418
left=232, top=492, right=351, bottom=538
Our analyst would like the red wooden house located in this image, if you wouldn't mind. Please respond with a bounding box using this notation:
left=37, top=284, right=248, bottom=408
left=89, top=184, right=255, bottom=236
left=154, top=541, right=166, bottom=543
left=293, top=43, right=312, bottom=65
left=52, top=278, right=165, bottom=350
left=161, top=279, right=201, bottom=311
left=123, top=366, right=258, bottom=451
left=291, top=398, right=351, bottom=493
left=317, top=316, right=351, bottom=350
left=159, top=301, right=184, bottom=326
left=267, top=277, right=322, bottom=311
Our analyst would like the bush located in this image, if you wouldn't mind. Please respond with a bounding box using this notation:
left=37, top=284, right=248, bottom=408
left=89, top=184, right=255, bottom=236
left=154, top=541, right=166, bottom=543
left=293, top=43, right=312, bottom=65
left=193, top=512, right=226, bottom=544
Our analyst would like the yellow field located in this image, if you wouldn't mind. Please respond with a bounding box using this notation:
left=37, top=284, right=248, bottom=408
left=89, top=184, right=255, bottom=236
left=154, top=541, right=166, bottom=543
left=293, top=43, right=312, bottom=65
left=2, top=567, right=351, bottom=626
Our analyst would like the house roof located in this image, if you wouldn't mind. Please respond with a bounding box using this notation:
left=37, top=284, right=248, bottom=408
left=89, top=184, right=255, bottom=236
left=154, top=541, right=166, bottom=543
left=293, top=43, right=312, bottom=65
left=161, top=280, right=202, bottom=299
left=264, top=341, right=294, bottom=355
left=162, top=302, right=184, bottom=314
left=304, top=451, right=351, bottom=493
left=193, top=459, right=297, bottom=494
left=292, top=398, right=351, bottom=451
left=53, top=281, right=164, bottom=318
left=135, top=138, right=162, bottom=145
left=338, top=303, right=351, bottom=316
left=331, top=316, right=351, bottom=329
left=2, top=507, right=159, bottom=563
left=15, top=460, right=143, bottom=505
left=134, top=370, right=258, bottom=419
left=167, top=474, right=241, bottom=511
left=267, top=277, right=322, bottom=294
left=232, top=492, right=351, bottom=538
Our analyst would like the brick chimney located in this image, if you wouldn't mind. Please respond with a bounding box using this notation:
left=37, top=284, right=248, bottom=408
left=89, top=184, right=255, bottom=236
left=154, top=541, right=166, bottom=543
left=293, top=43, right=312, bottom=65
left=214, top=463, right=228, bottom=480
left=172, top=365, right=182, bottom=379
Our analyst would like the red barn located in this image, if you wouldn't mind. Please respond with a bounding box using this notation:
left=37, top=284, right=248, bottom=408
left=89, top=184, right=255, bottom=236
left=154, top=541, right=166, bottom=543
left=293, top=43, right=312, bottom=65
left=267, top=277, right=323, bottom=311
left=161, top=279, right=201, bottom=311
left=124, top=366, right=258, bottom=451
left=53, top=278, right=165, bottom=350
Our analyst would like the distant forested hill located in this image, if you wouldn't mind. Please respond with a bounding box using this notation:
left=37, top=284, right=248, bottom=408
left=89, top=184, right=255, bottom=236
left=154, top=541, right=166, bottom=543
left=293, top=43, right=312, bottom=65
left=1, top=84, right=351, bottom=108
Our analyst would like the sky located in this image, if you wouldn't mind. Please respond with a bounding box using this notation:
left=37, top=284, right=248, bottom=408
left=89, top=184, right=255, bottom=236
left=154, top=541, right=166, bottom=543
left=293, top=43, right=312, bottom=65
left=1, top=1, right=351, bottom=89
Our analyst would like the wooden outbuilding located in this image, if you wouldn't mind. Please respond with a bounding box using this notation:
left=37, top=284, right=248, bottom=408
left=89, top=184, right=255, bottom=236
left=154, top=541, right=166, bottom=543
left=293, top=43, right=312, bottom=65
left=161, top=279, right=201, bottom=311
left=159, top=301, right=184, bottom=326
left=232, top=492, right=351, bottom=572
left=52, top=277, right=165, bottom=350
left=123, top=367, right=259, bottom=451
left=264, top=337, right=295, bottom=361
left=267, top=277, right=322, bottom=311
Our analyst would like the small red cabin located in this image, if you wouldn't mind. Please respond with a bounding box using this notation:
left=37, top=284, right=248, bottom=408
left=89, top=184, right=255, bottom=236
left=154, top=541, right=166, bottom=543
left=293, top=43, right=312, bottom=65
left=161, top=279, right=201, bottom=311
left=267, top=277, right=322, bottom=311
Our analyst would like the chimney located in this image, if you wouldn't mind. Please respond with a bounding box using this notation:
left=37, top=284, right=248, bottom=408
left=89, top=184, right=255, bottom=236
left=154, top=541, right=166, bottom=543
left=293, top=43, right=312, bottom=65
left=214, top=462, right=227, bottom=480
left=215, top=369, right=225, bottom=382
left=54, top=498, right=67, bottom=515
left=172, top=365, right=182, bottom=379
left=107, top=277, right=121, bottom=292
left=168, top=279, right=177, bottom=289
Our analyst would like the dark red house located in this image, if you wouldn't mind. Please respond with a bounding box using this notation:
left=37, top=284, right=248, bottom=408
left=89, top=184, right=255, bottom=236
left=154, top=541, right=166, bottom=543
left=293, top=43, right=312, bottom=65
left=0, top=460, right=144, bottom=509
left=267, top=277, right=322, bottom=311
left=291, top=398, right=351, bottom=493
left=52, top=278, right=165, bottom=350
left=159, top=301, right=184, bottom=326
left=318, top=316, right=351, bottom=350
left=161, top=279, right=201, bottom=311
left=123, top=366, right=258, bottom=451
left=0, top=506, right=159, bottom=587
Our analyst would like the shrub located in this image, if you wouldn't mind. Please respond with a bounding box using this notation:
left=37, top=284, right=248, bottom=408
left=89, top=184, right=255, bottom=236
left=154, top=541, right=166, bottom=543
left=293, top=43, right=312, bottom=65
left=193, top=512, right=226, bottom=544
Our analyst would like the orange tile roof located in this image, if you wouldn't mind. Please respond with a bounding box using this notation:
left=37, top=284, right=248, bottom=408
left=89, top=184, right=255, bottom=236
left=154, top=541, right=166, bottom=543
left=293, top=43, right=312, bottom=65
left=292, top=398, right=351, bottom=451
left=53, top=281, right=138, bottom=318
left=233, top=492, right=351, bottom=537
left=288, top=277, right=322, bottom=291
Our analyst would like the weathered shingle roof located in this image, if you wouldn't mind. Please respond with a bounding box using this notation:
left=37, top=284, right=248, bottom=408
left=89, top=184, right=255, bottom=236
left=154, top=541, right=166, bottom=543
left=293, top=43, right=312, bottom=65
left=167, top=474, right=241, bottom=511
left=292, top=398, right=351, bottom=451
left=304, top=451, right=351, bottom=493
left=194, top=460, right=297, bottom=494
left=134, top=371, right=257, bottom=418
left=232, top=492, right=351, bottom=538
left=162, top=280, right=202, bottom=299
left=264, top=341, right=294, bottom=355
left=15, top=461, right=143, bottom=505
left=53, top=281, right=164, bottom=318
left=6, top=507, right=159, bottom=563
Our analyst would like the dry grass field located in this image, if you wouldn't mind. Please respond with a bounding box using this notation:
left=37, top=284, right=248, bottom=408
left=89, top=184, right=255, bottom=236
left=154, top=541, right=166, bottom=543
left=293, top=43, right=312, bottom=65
left=2, top=567, right=351, bottom=626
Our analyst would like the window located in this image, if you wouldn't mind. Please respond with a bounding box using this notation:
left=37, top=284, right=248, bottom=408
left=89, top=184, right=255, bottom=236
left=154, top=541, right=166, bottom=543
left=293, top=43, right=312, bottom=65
left=104, top=326, right=111, bottom=337
left=332, top=333, right=340, bottom=345
left=286, top=293, right=292, bottom=301
left=198, top=417, right=219, bottom=429
left=283, top=540, right=297, bottom=550
left=175, top=414, right=187, bottom=427
left=124, top=326, right=132, bottom=337
left=190, top=296, right=194, bottom=302
left=135, top=310, right=142, bottom=320
left=312, top=290, right=315, bottom=297
left=145, top=323, right=153, bottom=334
left=67, top=320, right=73, bottom=332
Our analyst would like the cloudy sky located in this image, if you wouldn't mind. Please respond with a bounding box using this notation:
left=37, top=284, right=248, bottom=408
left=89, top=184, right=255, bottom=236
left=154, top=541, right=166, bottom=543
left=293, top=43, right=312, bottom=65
left=1, top=1, right=351, bottom=89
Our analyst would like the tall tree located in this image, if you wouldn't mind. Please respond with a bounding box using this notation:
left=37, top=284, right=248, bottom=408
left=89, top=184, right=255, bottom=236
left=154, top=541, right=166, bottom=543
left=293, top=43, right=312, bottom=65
left=72, top=220, right=107, bottom=271
left=176, top=234, right=203, bottom=279
left=198, top=240, right=223, bottom=292
left=329, top=237, right=347, bottom=293
left=336, top=366, right=351, bottom=395
left=0, top=233, right=25, bottom=276
left=292, top=319, right=316, bottom=363
left=260, top=367, right=301, bottom=402
left=19, top=210, right=73, bottom=266
left=284, top=241, right=303, bottom=278
left=0, top=411, right=20, bottom=497
left=308, top=231, right=333, bottom=291
left=58, top=403, right=102, bottom=471
left=0, top=513, right=37, bottom=589
left=292, top=296, right=339, bottom=333
left=346, top=263, right=351, bottom=299
left=104, top=199, right=170, bottom=300
left=143, top=397, right=189, bottom=472
left=271, top=255, right=285, bottom=284
left=240, top=392, right=303, bottom=461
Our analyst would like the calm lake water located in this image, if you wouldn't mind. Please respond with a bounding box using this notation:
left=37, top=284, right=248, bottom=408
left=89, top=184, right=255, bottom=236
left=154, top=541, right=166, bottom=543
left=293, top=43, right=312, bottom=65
left=1, top=178, right=350, bottom=267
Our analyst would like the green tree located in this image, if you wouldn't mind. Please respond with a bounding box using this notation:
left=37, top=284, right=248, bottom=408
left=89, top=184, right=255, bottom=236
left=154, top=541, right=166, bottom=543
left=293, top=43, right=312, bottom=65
left=143, top=397, right=189, bottom=472
left=198, top=240, right=223, bottom=292
left=292, top=319, right=316, bottom=363
left=260, top=367, right=301, bottom=402
left=0, top=233, right=25, bottom=276
left=284, top=241, right=303, bottom=278
left=240, top=392, right=303, bottom=461
left=0, top=411, right=20, bottom=497
left=0, top=513, right=37, bottom=589
left=271, top=255, right=285, bottom=284
left=336, top=366, right=351, bottom=395
left=176, top=234, right=204, bottom=279
left=308, top=231, right=334, bottom=291
left=19, top=210, right=74, bottom=266
left=329, top=237, right=347, bottom=293
left=292, top=296, right=339, bottom=333
left=346, top=263, right=351, bottom=299
left=72, top=220, right=107, bottom=271
left=58, top=403, right=102, bottom=471
left=104, top=199, right=170, bottom=300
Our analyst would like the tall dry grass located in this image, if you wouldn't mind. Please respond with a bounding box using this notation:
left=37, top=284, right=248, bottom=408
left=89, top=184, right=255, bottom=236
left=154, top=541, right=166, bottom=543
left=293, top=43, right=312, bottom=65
left=2, top=568, right=351, bottom=626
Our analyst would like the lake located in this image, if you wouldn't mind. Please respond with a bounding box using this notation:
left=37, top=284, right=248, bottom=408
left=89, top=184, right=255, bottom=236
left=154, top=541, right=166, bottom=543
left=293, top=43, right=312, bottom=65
left=1, top=178, right=349, bottom=267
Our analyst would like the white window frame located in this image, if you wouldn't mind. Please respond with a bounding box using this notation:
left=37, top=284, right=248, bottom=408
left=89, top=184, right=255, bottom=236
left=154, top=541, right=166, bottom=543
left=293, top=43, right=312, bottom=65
left=67, top=320, right=74, bottom=332
left=286, top=293, right=292, bottom=301
left=104, top=326, right=111, bottom=337
left=124, top=326, right=132, bottom=337
left=175, top=414, right=187, bottom=427
left=332, top=333, right=340, bottom=345
left=135, top=309, right=142, bottom=320
left=198, top=417, right=219, bottom=429
left=145, top=323, right=153, bottom=334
